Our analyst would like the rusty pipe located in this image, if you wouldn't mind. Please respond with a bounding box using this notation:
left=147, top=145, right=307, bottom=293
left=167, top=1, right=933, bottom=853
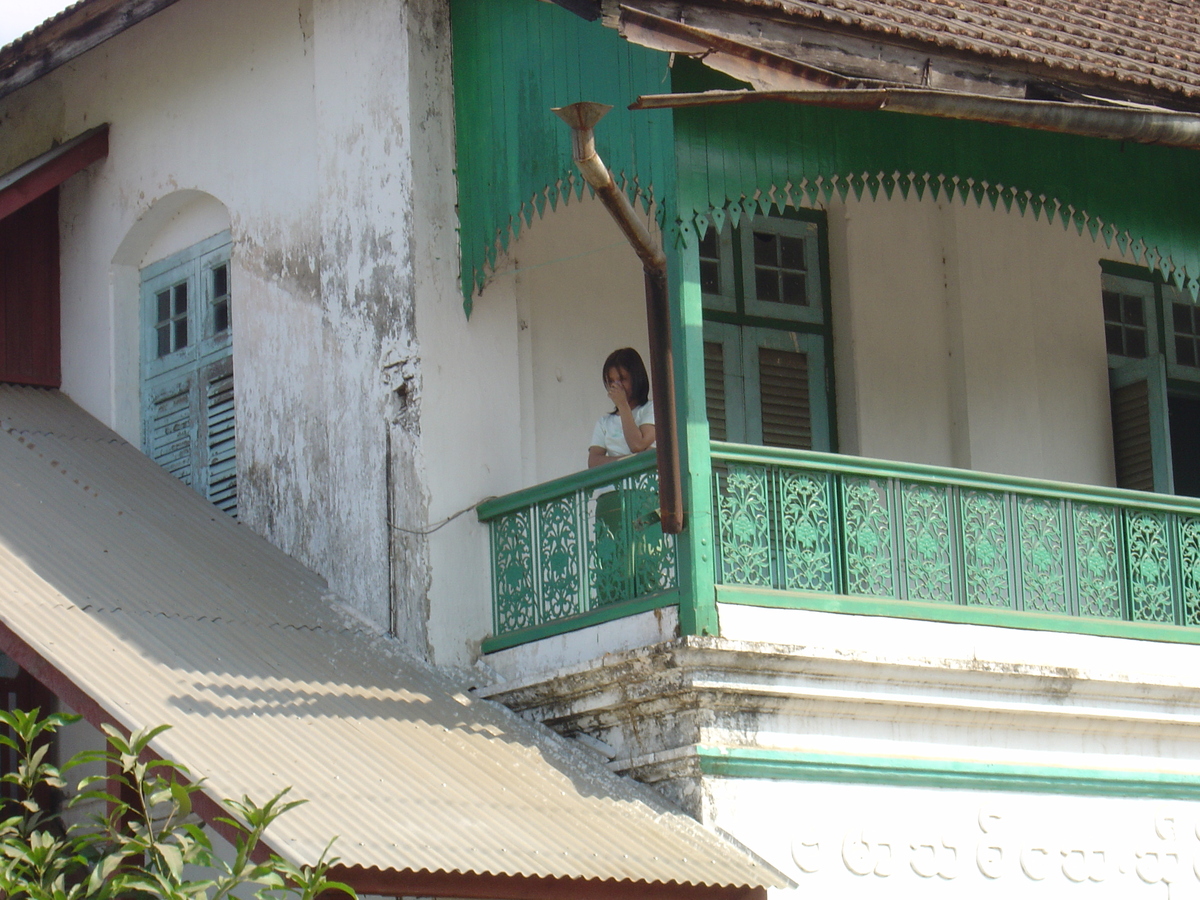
left=552, top=101, right=683, bottom=534
left=630, top=88, right=1200, bottom=151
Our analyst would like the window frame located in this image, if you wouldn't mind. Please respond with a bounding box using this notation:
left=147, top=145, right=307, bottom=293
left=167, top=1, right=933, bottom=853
left=140, top=230, right=233, bottom=383
left=696, top=208, right=837, bottom=453
left=739, top=215, right=824, bottom=325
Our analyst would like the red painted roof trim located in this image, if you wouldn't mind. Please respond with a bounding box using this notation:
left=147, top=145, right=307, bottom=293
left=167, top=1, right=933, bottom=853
left=0, top=124, right=109, bottom=223
left=328, top=865, right=769, bottom=900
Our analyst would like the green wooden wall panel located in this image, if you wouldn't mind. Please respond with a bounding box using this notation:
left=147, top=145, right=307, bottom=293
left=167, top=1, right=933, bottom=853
left=450, top=0, right=675, bottom=314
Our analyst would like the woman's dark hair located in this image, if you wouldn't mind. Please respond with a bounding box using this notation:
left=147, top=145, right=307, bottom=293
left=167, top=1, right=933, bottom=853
left=603, top=347, right=651, bottom=410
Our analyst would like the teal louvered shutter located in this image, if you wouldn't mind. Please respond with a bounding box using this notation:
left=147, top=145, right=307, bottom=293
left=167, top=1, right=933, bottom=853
left=1109, top=355, right=1172, bottom=493
left=202, top=357, right=237, bottom=515
left=140, top=232, right=236, bottom=516
left=703, top=321, right=746, bottom=443
left=743, top=327, right=829, bottom=451
left=702, top=323, right=829, bottom=451
left=146, top=378, right=198, bottom=486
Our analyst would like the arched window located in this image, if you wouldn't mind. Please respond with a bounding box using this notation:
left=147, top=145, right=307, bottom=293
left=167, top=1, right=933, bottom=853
left=140, top=231, right=237, bottom=516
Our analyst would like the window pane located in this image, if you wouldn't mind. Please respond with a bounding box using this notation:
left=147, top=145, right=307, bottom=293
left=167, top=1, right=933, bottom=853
left=212, top=264, right=228, bottom=299
left=779, top=236, right=805, bottom=270
left=1126, top=328, right=1147, bottom=358
left=1178, top=336, right=1196, bottom=367
left=756, top=267, right=780, bottom=302
left=1122, top=295, right=1143, bottom=326
left=700, top=260, right=720, bottom=295
left=157, top=324, right=171, bottom=358
left=175, top=319, right=188, bottom=350
left=780, top=272, right=807, bottom=306
left=1176, top=303, right=1196, bottom=335
left=753, top=231, right=776, bottom=266
left=698, top=228, right=718, bottom=260
left=156, top=291, right=171, bottom=324
left=214, top=300, right=229, bottom=334
left=1102, top=291, right=1120, bottom=323
left=1105, top=324, right=1123, bottom=356
left=174, top=283, right=188, bottom=316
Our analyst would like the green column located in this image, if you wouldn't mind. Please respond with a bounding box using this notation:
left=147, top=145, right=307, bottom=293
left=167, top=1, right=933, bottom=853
left=670, top=220, right=720, bottom=637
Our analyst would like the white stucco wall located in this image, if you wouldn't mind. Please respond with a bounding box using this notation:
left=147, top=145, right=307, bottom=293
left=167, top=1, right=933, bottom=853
left=1, top=0, right=428, bottom=641
left=828, top=193, right=1127, bottom=486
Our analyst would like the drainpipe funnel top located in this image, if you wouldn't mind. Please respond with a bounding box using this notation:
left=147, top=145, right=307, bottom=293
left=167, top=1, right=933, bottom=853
left=551, top=101, right=613, bottom=130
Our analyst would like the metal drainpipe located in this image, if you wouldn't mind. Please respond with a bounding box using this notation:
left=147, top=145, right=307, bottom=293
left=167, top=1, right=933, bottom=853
left=552, top=101, right=684, bottom=535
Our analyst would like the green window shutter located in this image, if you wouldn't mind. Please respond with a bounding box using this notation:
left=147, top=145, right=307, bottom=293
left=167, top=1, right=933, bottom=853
left=756, top=345, right=811, bottom=450
left=703, top=321, right=747, bottom=443
left=140, top=231, right=236, bottom=515
left=703, top=340, right=728, bottom=442
left=1110, top=355, right=1172, bottom=493
left=742, top=327, right=830, bottom=452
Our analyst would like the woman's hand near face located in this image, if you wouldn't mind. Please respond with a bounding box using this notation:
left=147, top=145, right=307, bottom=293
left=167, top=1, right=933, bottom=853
left=607, top=380, right=630, bottom=411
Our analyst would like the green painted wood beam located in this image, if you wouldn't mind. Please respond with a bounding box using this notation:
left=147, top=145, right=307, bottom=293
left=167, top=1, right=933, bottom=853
left=481, top=590, right=679, bottom=653
left=697, top=746, right=1200, bottom=799
left=715, top=586, right=1200, bottom=645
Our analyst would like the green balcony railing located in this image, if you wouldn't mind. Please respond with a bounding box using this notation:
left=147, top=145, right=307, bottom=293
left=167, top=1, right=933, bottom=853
left=477, top=452, right=678, bottom=650
left=712, top=442, right=1200, bottom=628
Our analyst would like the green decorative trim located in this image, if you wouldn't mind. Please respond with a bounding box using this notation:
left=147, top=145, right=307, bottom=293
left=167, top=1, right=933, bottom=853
left=714, top=585, right=1200, bottom=645
left=450, top=0, right=675, bottom=314
left=711, top=442, right=1200, bottom=515
left=481, top=590, right=679, bottom=653
left=696, top=746, right=1200, bottom=799
left=477, top=451, right=656, bottom=521
left=672, top=58, right=1200, bottom=299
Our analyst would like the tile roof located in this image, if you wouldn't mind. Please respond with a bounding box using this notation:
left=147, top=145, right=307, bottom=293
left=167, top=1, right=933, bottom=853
left=725, top=0, right=1200, bottom=102
left=0, top=385, right=784, bottom=898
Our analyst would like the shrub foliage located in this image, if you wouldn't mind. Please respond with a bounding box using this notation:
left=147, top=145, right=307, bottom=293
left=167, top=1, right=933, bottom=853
left=0, top=710, right=353, bottom=900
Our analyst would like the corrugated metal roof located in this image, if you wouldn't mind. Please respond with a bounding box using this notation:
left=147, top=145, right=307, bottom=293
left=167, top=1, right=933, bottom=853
left=0, top=385, right=785, bottom=895
left=688, top=0, right=1200, bottom=104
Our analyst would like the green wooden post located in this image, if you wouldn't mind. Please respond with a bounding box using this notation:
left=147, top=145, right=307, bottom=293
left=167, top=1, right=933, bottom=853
left=671, top=226, right=720, bottom=637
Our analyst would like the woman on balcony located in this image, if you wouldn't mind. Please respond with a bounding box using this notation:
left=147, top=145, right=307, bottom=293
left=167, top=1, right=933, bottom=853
left=588, top=348, right=660, bottom=604
left=587, top=347, right=655, bottom=468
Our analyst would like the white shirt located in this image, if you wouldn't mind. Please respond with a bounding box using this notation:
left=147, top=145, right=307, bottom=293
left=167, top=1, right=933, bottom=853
left=590, top=400, right=655, bottom=457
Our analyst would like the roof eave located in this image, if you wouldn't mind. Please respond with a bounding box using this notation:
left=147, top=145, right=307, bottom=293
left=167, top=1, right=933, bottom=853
left=612, top=0, right=1200, bottom=114
left=329, top=865, right=770, bottom=900
left=0, top=0, right=185, bottom=104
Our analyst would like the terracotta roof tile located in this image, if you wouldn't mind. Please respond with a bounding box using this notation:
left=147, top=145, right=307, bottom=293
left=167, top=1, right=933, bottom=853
left=731, top=0, right=1200, bottom=101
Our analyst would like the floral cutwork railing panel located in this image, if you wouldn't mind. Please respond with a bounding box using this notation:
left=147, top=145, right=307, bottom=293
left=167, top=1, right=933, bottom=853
left=1072, top=504, right=1122, bottom=618
left=710, top=446, right=1200, bottom=630
left=779, top=470, right=837, bottom=593
left=1126, top=511, right=1174, bottom=624
left=901, top=481, right=957, bottom=604
left=484, top=460, right=677, bottom=637
left=492, top=509, right=536, bottom=634
left=842, top=476, right=896, bottom=597
left=1017, top=497, right=1069, bottom=614
left=1181, top=516, right=1200, bottom=626
left=962, top=489, right=1013, bottom=609
left=715, top=465, right=772, bottom=586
